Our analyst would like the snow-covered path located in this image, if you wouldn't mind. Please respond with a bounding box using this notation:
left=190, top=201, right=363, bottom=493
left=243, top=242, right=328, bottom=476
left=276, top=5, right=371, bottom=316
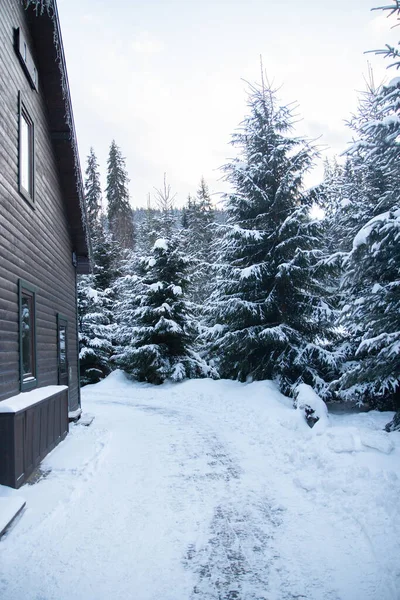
left=1, top=372, right=399, bottom=600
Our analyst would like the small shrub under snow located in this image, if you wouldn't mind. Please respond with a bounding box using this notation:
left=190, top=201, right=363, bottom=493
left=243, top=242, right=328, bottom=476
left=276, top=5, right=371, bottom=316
left=295, top=383, right=329, bottom=431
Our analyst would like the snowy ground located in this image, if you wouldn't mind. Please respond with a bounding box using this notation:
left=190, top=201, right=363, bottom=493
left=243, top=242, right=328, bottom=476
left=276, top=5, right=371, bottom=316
left=1, top=371, right=399, bottom=600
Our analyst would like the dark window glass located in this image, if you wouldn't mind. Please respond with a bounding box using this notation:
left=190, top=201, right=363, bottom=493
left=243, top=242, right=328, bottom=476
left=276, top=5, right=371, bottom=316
left=59, top=326, right=67, bottom=375
left=57, top=316, right=68, bottom=386
left=15, top=28, right=39, bottom=91
left=20, top=288, right=36, bottom=383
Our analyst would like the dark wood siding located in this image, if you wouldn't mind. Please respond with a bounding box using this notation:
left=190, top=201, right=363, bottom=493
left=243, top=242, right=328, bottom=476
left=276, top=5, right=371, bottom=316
left=0, top=0, right=80, bottom=410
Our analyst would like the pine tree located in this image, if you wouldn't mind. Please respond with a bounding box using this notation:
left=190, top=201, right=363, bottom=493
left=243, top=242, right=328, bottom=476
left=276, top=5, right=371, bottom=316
left=136, top=195, right=159, bottom=255
left=194, top=177, right=215, bottom=264
left=78, top=276, right=113, bottom=385
left=85, top=147, right=102, bottom=232
left=321, top=157, right=362, bottom=253
left=338, top=206, right=400, bottom=408
left=182, top=180, right=216, bottom=305
left=152, top=173, right=177, bottom=239
left=196, top=177, right=215, bottom=236
left=77, top=149, right=115, bottom=385
left=114, top=234, right=213, bottom=384
left=315, top=80, right=391, bottom=405
left=336, top=3, right=400, bottom=424
left=106, top=140, right=135, bottom=251
left=321, top=77, right=385, bottom=255
left=206, top=79, right=336, bottom=395
left=92, top=227, right=120, bottom=291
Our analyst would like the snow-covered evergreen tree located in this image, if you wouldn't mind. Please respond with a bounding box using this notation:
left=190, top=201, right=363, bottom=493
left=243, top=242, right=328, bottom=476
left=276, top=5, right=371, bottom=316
left=136, top=197, right=159, bottom=255
left=182, top=179, right=216, bottom=305
left=195, top=177, right=215, bottom=251
left=78, top=148, right=114, bottom=385
left=338, top=206, right=400, bottom=407
left=78, top=277, right=113, bottom=385
left=91, top=226, right=120, bottom=292
left=106, top=140, right=135, bottom=251
left=114, top=233, right=213, bottom=384
left=206, top=79, right=336, bottom=395
left=152, top=173, right=177, bottom=239
left=336, top=22, right=400, bottom=415
left=85, top=147, right=102, bottom=232
left=321, top=157, right=366, bottom=254
left=320, top=76, right=385, bottom=256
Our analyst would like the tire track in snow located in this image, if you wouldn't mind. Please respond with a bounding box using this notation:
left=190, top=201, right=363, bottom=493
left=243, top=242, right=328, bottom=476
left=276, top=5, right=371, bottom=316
left=131, top=402, right=286, bottom=600
left=184, top=501, right=284, bottom=600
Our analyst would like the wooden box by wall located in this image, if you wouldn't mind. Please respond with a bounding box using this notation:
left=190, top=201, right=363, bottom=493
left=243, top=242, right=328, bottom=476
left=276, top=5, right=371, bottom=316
left=0, top=386, right=68, bottom=488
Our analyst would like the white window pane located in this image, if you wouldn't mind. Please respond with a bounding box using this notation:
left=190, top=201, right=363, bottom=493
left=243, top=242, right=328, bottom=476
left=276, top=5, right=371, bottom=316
left=20, top=113, right=31, bottom=194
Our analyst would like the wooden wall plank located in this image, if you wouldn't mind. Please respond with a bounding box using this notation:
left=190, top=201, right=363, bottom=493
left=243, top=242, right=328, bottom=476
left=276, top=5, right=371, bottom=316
left=0, top=0, right=81, bottom=410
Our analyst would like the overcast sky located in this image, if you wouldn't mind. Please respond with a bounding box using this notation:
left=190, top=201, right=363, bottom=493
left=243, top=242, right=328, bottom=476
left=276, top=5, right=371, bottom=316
left=57, top=0, right=398, bottom=208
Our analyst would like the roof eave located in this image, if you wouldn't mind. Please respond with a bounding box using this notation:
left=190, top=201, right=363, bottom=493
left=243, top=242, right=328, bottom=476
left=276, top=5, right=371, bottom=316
left=24, top=0, right=92, bottom=266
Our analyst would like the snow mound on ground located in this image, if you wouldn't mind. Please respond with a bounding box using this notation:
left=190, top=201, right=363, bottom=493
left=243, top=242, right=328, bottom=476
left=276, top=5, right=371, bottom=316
left=85, top=368, right=138, bottom=392
left=326, top=428, right=394, bottom=455
left=360, top=430, right=395, bottom=454
left=295, top=383, right=329, bottom=432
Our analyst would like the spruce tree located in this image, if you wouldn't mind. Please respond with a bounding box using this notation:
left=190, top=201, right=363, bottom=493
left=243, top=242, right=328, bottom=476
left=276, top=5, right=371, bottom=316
left=136, top=196, right=158, bottom=255
left=114, top=179, right=213, bottom=384
left=85, top=147, right=102, bottom=232
left=78, top=148, right=114, bottom=385
left=78, top=277, right=113, bottom=385
left=206, top=79, right=336, bottom=395
left=182, top=180, right=216, bottom=305
left=321, top=78, right=385, bottom=255
left=316, top=79, right=392, bottom=405
left=196, top=177, right=215, bottom=245
left=152, top=173, right=177, bottom=239
left=194, top=177, right=215, bottom=266
left=336, top=9, right=400, bottom=419
left=106, top=140, right=135, bottom=251
left=114, top=234, right=213, bottom=384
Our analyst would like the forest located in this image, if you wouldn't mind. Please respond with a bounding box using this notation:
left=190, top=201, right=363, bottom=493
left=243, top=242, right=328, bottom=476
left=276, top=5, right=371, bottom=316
left=77, top=1, right=400, bottom=433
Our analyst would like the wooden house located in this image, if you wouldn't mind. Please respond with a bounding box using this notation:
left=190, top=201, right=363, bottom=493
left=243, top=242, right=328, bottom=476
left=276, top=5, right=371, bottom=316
left=0, top=0, right=90, bottom=488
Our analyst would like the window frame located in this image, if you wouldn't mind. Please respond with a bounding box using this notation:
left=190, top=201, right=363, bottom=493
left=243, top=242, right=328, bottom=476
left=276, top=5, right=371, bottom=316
left=14, top=28, right=38, bottom=91
left=57, top=314, right=69, bottom=385
left=19, top=279, right=37, bottom=392
left=18, top=93, right=35, bottom=207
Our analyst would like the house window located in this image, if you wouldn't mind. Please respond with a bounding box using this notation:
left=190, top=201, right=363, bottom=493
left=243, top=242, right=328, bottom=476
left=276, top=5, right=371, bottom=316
left=14, top=28, right=38, bottom=91
left=57, top=315, right=69, bottom=386
left=18, top=95, right=34, bottom=204
left=19, top=280, right=37, bottom=391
